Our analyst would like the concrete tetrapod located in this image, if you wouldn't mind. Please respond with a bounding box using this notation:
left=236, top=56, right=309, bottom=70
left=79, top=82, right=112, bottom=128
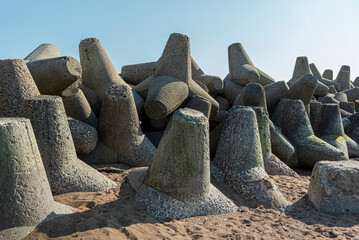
left=252, top=107, right=299, bottom=178
left=121, top=61, right=157, bottom=85
left=336, top=70, right=351, bottom=91
left=281, top=99, right=346, bottom=169
left=26, top=56, right=82, bottom=95
left=213, top=106, right=289, bottom=212
left=287, top=73, right=318, bottom=106
left=145, top=75, right=189, bottom=120
left=228, top=43, right=275, bottom=86
left=98, top=84, right=156, bottom=166
left=287, top=56, right=312, bottom=84
left=135, top=108, right=237, bottom=219
left=264, top=81, right=289, bottom=115
left=23, top=95, right=116, bottom=194
left=61, top=88, right=98, bottom=127
left=314, top=104, right=349, bottom=159
left=186, top=95, right=212, bottom=119
left=219, top=80, right=244, bottom=105
left=342, top=87, right=359, bottom=102
left=0, top=59, right=40, bottom=117
left=309, top=63, right=340, bottom=91
left=322, top=69, right=333, bottom=80
left=24, top=43, right=60, bottom=61
left=0, top=118, right=73, bottom=240
left=68, top=117, right=98, bottom=154
left=79, top=38, right=144, bottom=111
left=155, top=33, right=191, bottom=84
left=193, top=74, right=223, bottom=96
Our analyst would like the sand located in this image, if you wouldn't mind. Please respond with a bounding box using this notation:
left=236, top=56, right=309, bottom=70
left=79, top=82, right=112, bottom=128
left=24, top=164, right=359, bottom=240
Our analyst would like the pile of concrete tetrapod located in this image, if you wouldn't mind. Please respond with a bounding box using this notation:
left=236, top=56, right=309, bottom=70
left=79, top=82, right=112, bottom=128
left=2, top=32, right=359, bottom=239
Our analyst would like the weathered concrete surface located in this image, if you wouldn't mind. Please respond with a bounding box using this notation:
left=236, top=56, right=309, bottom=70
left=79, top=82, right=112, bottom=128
left=310, top=63, right=340, bottom=90
left=336, top=70, right=350, bottom=91
left=288, top=56, right=312, bottom=84
left=155, top=33, right=191, bottom=84
left=79, top=84, right=101, bottom=115
left=308, top=160, right=359, bottom=213
left=121, top=61, right=157, bottom=85
left=145, top=75, right=189, bottom=120
left=186, top=95, right=212, bottom=119
left=214, top=106, right=289, bottom=211
left=287, top=74, right=318, bottom=106
left=253, top=107, right=299, bottom=178
left=281, top=99, right=346, bottom=169
left=98, top=84, right=155, bottom=166
left=220, top=80, right=243, bottom=105
left=342, top=87, right=359, bottom=102
left=62, top=88, right=98, bottom=127
left=264, top=81, right=289, bottom=114
left=136, top=108, right=237, bottom=219
left=79, top=38, right=144, bottom=112
left=133, top=75, right=154, bottom=98
left=78, top=141, right=117, bottom=165
left=68, top=117, right=97, bottom=154
left=23, top=95, right=116, bottom=194
left=322, top=69, right=333, bottom=80
left=193, top=74, right=223, bottom=96
left=24, top=43, right=60, bottom=61
left=234, top=82, right=267, bottom=109
left=309, top=100, right=322, bottom=134
left=0, top=59, right=40, bottom=117
left=0, top=118, right=73, bottom=240
left=189, top=79, right=219, bottom=118
left=26, top=56, right=81, bottom=95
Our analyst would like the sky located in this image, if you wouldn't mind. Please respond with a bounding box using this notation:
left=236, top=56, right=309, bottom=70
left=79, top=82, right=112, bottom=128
left=1, top=0, right=359, bottom=81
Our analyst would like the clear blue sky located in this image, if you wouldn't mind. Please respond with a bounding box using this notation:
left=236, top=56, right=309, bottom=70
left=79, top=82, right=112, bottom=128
left=1, top=0, right=359, bottom=81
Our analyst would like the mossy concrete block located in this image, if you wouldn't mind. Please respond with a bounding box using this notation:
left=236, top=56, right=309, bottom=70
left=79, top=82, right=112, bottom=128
left=23, top=95, right=116, bottom=194
left=213, top=106, right=289, bottom=211
left=0, top=118, right=72, bottom=239
left=145, top=75, right=189, bottom=120
left=253, top=107, right=299, bottom=178
left=0, top=59, right=40, bottom=117
left=68, top=117, right=97, bottom=154
left=308, top=160, right=359, bottom=213
left=79, top=38, right=144, bottom=112
left=98, top=84, right=155, bottom=166
left=155, top=33, right=191, bottom=84
left=121, top=61, right=157, bottom=85
left=281, top=99, right=346, bottom=169
left=62, top=88, right=98, bottom=127
left=26, top=56, right=81, bottom=95
left=24, top=43, right=60, bottom=61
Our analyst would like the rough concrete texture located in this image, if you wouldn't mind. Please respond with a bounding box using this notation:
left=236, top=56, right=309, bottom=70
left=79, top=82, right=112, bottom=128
left=68, top=117, right=97, bottom=154
left=23, top=95, right=116, bottom=194
left=288, top=56, right=312, bottom=84
left=145, top=75, right=189, bottom=120
left=340, top=102, right=355, bottom=113
left=24, top=43, right=60, bottom=61
left=186, top=95, right=212, bottom=119
left=149, top=114, right=171, bottom=131
left=336, top=70, right=350, bottom=91
left=353, top=77, right=359, bottom=87
left=255, top=67, right=276, bottom=86
left=308, top=160, right=359, bottom=213
left=313, top=81, right=329, bottom=97
left=309, top=100, right=322, bottom=134
left=209, top=120, right=224, bottom=156
left=344, top=134, right=359, bottom=157
left=264, top=81, right=289, bottom=114
left=228, top=43, right=253, bottom=72
left=220, top=80, right=244, bottom=105
left=234, top=82, right=267, bottom=109
left=155, top=33, right=191, bottom=84
left=194, top=80, right=209, bottom=92
left=189, top=79, right=219, bottom=118
left=121, top=61, right=157, bottom=85
left=0, top=59, right=40, bottom=117
left=61, top=88, right=98, bottom=127
left=334, top=92, right=348, bottom=102
left=314, top=104, right=349, bottom=159
left=341, top=109, right=353, bottom=119
left=231, top=64, right=260, bottom=86
left=322, top=69, right=333, bottom=80
left=281, top=99, right=346, bottom=169
left=79, top=38, right=144, bottom=112
left=0, top=118, right=73, bottom=240
left=214, top=106, right=289, bottom=211
left=79, top=84, right=101, bottom=115
left=193, top=74, right=223, bottom=96
left=136, top=108, right=237, bottom=219
left=318, top=95, right=340, bottom=104
left=287, top=74, right=318, bottom=105
left=342, top=87, right=359, bottom=102
left=269, top=120, right=298, bottom=168
left=98, top=84, right=155, bottom=166
left=215, top=95, right=230, bottom=111
left=252, top=107, right=299, bottom=178
left=26, top=56, right=81, bottom=95
left=128, top=167, right=149, bottom=192
left=78, top=141, right=117, bottom=165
